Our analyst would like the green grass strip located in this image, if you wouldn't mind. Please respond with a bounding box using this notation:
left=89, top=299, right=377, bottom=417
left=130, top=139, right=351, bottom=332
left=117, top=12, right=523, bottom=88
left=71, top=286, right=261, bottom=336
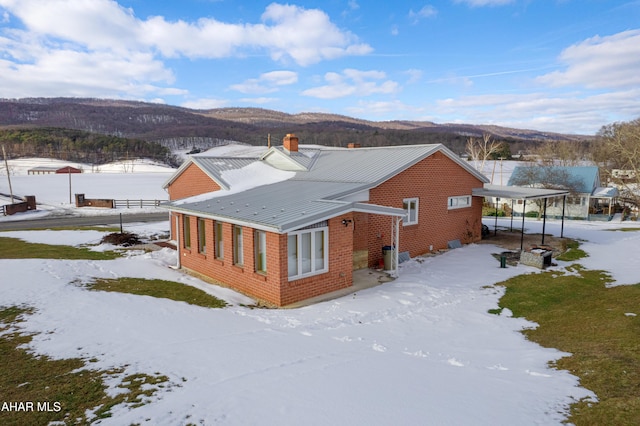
left=555, top=239, right=588, bottom=262
left=85, top=277, right=227, bottom=308
left=0, top=306, right=170, bottom=425
left=0, top=236, right=121, bottom=260
left=495, top=266, right=640, bottom=425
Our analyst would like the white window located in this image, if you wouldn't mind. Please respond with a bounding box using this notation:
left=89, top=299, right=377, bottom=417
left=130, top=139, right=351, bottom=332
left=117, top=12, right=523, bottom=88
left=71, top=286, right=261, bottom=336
left=254, top=230, right=267, bottom=273
left=403, top=198, right=419, bottom=225
left=448, top=195, right=471, bottom=210
left=288, top=227, right=328, bottom=280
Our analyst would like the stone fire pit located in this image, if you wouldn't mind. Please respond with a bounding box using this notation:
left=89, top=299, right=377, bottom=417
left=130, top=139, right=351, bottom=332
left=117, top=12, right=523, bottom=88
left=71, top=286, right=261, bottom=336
left=520, top=245, right=554, bottom=269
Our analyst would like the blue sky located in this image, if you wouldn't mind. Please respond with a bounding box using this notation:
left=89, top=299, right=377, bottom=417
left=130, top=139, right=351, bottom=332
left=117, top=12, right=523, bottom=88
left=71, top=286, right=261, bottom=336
left=1, top=0, right=639, bottom=135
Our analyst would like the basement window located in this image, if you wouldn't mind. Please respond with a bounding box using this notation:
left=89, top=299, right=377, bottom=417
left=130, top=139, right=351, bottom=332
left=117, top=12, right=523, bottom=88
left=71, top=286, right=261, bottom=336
left=288, top=226, right=328, bottom=280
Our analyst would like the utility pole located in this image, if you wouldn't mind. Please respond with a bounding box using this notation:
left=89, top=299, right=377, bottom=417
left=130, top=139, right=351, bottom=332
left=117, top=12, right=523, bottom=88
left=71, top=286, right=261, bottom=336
left=68, top=167, right=72, bottom=204
left=2, top=145, right=15, bottom=203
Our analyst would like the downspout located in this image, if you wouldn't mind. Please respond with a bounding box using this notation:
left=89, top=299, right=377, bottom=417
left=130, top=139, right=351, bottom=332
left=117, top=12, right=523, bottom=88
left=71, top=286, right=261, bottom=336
left=394, top=216, right=400, bottom=278
left=520, top=199, right=526, bottom=251
left=175, top=214, right=181, bottom=269
left=541, top=198, right=548, bottom=246
left=561, top=195, right=566, bottom=238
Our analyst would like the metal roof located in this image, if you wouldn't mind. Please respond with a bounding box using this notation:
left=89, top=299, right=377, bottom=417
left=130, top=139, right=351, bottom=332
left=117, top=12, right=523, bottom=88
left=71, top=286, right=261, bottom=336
left=292, top=144, right=489, bottom=186
left=472, top=184, right=570, bottom=200
left=164, top=143, right=488, bottom=232
left=165, top=180, right=405, bottom=233
left=592, top=187, right=619, bottom=198
left=163, top=156, right=259, bottom=190
left=507, top=166, right=600, bottom=194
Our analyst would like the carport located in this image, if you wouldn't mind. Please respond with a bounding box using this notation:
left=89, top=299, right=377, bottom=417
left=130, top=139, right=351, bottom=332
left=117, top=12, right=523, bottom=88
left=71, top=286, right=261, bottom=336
left=472, top=184, right=571, bottom=251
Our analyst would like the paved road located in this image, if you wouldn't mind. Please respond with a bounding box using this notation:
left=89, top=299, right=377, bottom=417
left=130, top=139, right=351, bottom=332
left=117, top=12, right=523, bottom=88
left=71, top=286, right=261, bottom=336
left=0, top=212, right=169, bottom=231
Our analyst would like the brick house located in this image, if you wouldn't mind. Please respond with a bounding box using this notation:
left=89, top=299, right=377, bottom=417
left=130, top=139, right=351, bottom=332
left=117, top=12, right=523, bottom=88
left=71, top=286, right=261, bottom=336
left=162, top=134, right=489, bottom=307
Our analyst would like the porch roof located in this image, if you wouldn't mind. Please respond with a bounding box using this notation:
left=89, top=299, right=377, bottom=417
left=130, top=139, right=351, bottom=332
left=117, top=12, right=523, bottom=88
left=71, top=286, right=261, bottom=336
left=164, top=179, right=405, bottom=233
left=472, top=184, right=570, bottom=200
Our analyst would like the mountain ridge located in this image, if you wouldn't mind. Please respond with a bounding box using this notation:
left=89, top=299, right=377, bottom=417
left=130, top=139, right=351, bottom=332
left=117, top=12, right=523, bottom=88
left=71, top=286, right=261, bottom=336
left=0, top=98, right=591, bottom=154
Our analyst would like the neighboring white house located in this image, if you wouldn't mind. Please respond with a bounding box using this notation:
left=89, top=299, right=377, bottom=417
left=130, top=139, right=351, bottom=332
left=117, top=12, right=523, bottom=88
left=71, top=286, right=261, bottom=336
left=502, top=166, right=619, bottom=220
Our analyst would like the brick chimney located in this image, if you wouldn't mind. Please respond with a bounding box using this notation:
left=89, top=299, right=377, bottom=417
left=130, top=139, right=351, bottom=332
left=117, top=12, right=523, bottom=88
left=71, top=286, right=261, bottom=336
left=283, top=133, right=299, bottom=152
left=347, top=143, right=361, bottom=149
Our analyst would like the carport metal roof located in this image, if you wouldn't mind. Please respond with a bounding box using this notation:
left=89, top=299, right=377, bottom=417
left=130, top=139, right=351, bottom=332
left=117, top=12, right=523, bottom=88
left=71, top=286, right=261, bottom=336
left=472, top=184, right=570, bottom=201
left=472, top=184, right=572, bottom=251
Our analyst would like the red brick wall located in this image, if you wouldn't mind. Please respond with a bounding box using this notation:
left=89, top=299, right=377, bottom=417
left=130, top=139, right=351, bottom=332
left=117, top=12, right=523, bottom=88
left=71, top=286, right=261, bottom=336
left=167, top=163, right=221, bottom=200
left=364, top=152, right=484, bottom=266
left=177, top=213, right=355, bottom=307
left=280, top=214, right=354, bottom=306
left=167, top=163, right=222, bottom=240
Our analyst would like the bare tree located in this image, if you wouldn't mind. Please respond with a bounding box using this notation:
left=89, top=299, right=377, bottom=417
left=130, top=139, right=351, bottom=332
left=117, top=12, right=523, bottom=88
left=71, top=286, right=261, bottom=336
left=509, top=165, right=583, bottom=217
left=534, top=140, right=587, bottom=166
left=592, top=118, right=640, bottom=211
left=466, top=133, right=501, bottom=174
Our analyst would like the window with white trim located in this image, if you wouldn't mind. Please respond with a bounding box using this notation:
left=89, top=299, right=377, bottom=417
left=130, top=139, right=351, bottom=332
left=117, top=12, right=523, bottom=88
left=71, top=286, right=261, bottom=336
left=254, top=230, right=267, bottom=273
left=183, top=216, right=191, bottom=249
left=197, top=217, right=206, bottom=254
left=447, top=195, right=471, bottom=210
left=288, top=226, right=328, bottom=280
left=233, top=225, right=243, bottom=266
left=403, top=198, right=419, bottom=225
left=214, top=221, right=224, bottom=260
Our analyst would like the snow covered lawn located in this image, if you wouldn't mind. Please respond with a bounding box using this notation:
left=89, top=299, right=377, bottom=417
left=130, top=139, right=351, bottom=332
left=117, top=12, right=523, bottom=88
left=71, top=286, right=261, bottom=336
left=2, top=218, right=638, bottom=424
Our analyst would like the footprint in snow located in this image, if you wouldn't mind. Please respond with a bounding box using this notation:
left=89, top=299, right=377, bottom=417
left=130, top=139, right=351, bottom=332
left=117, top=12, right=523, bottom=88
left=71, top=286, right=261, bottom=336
left=398, top=299, right=413, bottom=306
left=526, top=370, right=551, bottom=377
left=372, top=343, right=387, bottom=352
left=300, top=331, right=312, bottom=336
left=403, top=349, right=429, bottom=358
left=487, top=364, right=509, bottom=371
left=401, top=292, right=414, bottom=296
left=333, top=336, right=352, bottom=342
left=447, top=358, right=465, bottom=367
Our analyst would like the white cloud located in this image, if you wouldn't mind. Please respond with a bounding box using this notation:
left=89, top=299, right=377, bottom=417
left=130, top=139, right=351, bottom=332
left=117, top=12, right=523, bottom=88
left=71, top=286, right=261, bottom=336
left=434, top=88, right=640, bottom=134
left=409, top=5, right=438, bottom=23
left=537, top=30, right=640, bottom=90
left=453, top=0, right=514, bottom=6
left=230, top=71, right=298, bottom=95
left=0, top=1, right=371, bottom=101
left=181, top=98, right=228, bottom=110
left=302, top=69, right=399, bottom=99
left=347, top=100, right=421, bottom=117
left=405, top=69, right=423, bottom=84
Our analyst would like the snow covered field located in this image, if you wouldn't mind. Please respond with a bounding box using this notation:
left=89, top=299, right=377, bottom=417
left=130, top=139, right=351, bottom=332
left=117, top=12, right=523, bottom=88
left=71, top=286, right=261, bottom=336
left=2, top=157, right=640, bottom=424
left=2, top=216, right=639, bottom=424
left=0, top=158, right=174, bottom=220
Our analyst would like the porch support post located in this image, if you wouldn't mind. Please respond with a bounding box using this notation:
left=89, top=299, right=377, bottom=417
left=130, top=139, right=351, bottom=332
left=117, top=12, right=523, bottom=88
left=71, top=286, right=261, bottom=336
left=175, top=214, right=181, bottom=269
left=510, top=199, right=514, bottom=232
left=541, top=198, right=548, bottom=246
left=494, top=198, right=499, bottom=236
left=561, top=195, right=566, bottom=238
left=392, top=216, right=400, bottom=277
left=520, top=199, right=526, bottom=251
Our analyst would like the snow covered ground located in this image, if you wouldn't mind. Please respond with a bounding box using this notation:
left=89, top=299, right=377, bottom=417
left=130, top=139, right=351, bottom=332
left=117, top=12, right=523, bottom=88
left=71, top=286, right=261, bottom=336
left=2, top=156, right=639, bottom=424
left=0, top=158, right=174, bottom=220
left=2, top=217, right=639, bottom=425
